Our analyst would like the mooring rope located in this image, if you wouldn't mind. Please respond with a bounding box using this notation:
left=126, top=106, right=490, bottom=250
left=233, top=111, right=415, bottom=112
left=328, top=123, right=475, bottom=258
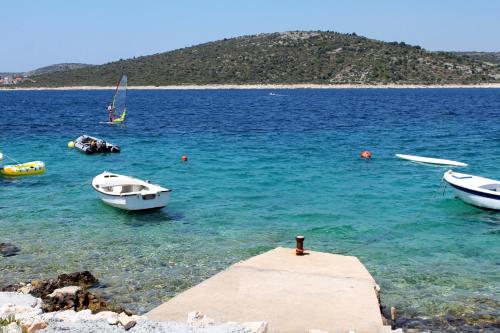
left=1, top=153, right=21, bottom=164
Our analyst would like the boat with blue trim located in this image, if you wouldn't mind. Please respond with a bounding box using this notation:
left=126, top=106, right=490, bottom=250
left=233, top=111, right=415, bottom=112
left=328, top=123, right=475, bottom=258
left=443, top=170, right=500, bottom=211
left=92, top=172, right=171, bottom=210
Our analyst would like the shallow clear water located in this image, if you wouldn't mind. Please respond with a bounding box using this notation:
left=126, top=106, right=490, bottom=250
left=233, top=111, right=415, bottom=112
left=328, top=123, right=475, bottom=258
left=0, top=89, right=499, bottom=318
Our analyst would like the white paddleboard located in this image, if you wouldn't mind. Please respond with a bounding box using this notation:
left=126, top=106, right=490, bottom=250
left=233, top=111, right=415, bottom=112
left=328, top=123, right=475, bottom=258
left=396, top=154, right=467, bottom=167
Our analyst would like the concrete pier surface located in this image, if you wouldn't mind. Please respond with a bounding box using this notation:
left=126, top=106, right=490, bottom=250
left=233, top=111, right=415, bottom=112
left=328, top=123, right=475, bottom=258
left=148, top=247, right=392, bottom=333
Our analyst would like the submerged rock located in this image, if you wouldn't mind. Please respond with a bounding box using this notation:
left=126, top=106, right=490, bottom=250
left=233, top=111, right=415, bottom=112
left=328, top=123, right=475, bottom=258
left=0, top=242, right=20, bottom=257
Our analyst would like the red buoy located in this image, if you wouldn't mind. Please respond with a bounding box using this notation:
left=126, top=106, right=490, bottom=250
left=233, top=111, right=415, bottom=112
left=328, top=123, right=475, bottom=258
left=360, top=150, right=372, bottom=159
left=181, top=155, right=188, bottom=162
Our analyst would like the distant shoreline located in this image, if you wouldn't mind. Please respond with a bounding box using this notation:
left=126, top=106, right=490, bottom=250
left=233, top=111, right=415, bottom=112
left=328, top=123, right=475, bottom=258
left=2, top=83, right=500, bottom=90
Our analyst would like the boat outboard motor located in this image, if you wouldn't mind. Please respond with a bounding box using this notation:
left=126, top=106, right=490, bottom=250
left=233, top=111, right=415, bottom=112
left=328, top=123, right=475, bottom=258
left=96, top=140, right=106, bottom=152
left=110, top=146, right=120, bottom=153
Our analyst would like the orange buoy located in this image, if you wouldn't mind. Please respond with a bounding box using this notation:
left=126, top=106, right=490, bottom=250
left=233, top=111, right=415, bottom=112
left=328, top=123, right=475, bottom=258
left=181, top=155, right=188, bottom=162
left=360, top=150, right=372, bottom=159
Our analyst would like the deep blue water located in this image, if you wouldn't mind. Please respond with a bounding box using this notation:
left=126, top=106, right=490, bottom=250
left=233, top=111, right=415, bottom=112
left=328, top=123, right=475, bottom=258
left=0, top=89, right=499, bottom=321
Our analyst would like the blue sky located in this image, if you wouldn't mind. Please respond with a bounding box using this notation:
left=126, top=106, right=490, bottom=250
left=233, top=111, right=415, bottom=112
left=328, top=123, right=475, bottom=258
left=2, top=0, right=500, bottom=72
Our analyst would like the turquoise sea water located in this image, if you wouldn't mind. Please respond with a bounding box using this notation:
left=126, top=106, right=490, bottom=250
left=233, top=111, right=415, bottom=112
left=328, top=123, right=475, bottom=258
left=0, top=89, right=499, bottom=325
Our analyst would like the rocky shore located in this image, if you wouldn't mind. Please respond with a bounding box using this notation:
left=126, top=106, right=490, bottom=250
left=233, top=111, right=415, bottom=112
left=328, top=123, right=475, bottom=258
left=2, top=83, right=500, bottom=91
left=0, top=272, right=266, bottom=333
left=2, top=271, right=497, bottom=332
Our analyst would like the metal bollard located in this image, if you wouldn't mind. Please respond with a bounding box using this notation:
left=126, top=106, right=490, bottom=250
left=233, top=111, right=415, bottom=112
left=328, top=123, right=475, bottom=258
left=295, top=235, right=305, bottom=256
left=390, top=306, right=397, bottom=329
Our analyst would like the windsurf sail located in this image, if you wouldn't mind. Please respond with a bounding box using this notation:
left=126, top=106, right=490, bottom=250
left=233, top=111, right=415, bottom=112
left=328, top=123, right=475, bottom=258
left=110, top=75, right=127, bottom=123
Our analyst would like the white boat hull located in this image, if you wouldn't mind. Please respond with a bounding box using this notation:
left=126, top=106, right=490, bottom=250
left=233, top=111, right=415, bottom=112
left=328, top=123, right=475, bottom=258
left=96, top=190, right=170, bottom=210
left=92, top=172, right=171, bottom=211
left=443, top=170, right=500, bottom=211
left=449, top=187, right=500, bottom=211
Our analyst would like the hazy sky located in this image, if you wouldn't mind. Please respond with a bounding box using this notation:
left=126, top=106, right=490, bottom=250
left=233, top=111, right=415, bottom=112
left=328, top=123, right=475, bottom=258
left=2, top=0, right=500, bottom=72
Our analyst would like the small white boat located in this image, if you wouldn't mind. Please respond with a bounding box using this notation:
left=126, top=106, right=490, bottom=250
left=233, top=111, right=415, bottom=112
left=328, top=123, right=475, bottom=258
left=396, top=154, right=467, bottom=167
left=443, top=170, right=500, bottom=211
left=92, top=172, right=171, bottom=211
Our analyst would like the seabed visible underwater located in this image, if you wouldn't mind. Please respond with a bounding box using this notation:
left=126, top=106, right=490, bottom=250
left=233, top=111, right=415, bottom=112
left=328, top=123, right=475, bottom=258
left=1, top=88, right=499, bottom=330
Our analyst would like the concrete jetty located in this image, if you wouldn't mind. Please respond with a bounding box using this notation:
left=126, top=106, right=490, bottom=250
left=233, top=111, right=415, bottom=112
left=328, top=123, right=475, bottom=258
left=148, top=247, right=392, bottom=333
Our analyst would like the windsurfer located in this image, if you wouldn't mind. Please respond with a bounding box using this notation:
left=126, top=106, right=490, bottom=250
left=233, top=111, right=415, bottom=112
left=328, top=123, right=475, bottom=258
left=107, top=104, right=115, bottom=122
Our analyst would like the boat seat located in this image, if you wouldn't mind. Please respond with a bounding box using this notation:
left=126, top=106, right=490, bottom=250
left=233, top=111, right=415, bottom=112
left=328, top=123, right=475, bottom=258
left=112, top=186, right=122, bottom=194
left=479, top=184, right=500, bottom=192
left=452, top=174, right=472, bottom=179
left=120, top=185, right=135, bottom=193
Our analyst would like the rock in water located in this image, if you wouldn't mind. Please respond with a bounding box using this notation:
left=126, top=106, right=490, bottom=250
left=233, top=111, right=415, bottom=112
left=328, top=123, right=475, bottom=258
left=2, top=271, right=129, bottom=317
left=47, top=286, right=82, bottom=298
left=29, top=271, right=97, bottom=298
left=75, top=290, right=110, bottom=313
left=0, top=242, right=20, bottom=257
left=42, top=288, right=118, bottom=314
left=57, top=272, right=97, bottom=289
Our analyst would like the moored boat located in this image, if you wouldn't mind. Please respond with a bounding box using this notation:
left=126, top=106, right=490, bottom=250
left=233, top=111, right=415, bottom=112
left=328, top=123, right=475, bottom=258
left=1, top=161, right=45, bottom=176
left=73, top=135, right=120, bottom=154
left=443, top=170, right=500, bottom=211
left=92, top=172, right=171, bottom=210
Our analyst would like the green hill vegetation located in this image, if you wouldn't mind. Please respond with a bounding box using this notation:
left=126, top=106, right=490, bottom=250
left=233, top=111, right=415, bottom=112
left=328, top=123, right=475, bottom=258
left=26, top=63, right=93, bottom=76
left=450, top=52, right=500, bottom=65
left=22, top=31, right=500, bottom=86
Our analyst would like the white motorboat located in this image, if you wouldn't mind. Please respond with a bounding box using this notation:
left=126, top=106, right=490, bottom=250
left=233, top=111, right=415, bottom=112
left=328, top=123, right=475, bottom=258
left=396, top=154, right=467, bottom=167
left=443, top=170, right=500, bottom=211
left=92, top=172, right=171, bottom=211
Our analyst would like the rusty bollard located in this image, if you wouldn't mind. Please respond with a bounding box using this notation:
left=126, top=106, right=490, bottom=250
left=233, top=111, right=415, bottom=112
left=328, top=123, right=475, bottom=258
left=390, top=306, right=397, bottom=329
left=295, top=235, right=305, bottom=256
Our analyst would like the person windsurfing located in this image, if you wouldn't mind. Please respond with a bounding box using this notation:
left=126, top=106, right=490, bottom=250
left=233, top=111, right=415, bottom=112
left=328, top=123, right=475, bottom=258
left=101, top=75, right=127, bottom=124
left=107, top=104, right=115, bottom=122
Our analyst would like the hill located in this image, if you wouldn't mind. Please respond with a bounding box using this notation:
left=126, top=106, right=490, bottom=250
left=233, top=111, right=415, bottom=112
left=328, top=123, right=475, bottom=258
left=26, top=63, right=93, bottom=76
left=450, top=52, right=500, bottom=65
left=1, top=63, right=92, bottom=79
left=23, top=31, right=500, bottom=86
